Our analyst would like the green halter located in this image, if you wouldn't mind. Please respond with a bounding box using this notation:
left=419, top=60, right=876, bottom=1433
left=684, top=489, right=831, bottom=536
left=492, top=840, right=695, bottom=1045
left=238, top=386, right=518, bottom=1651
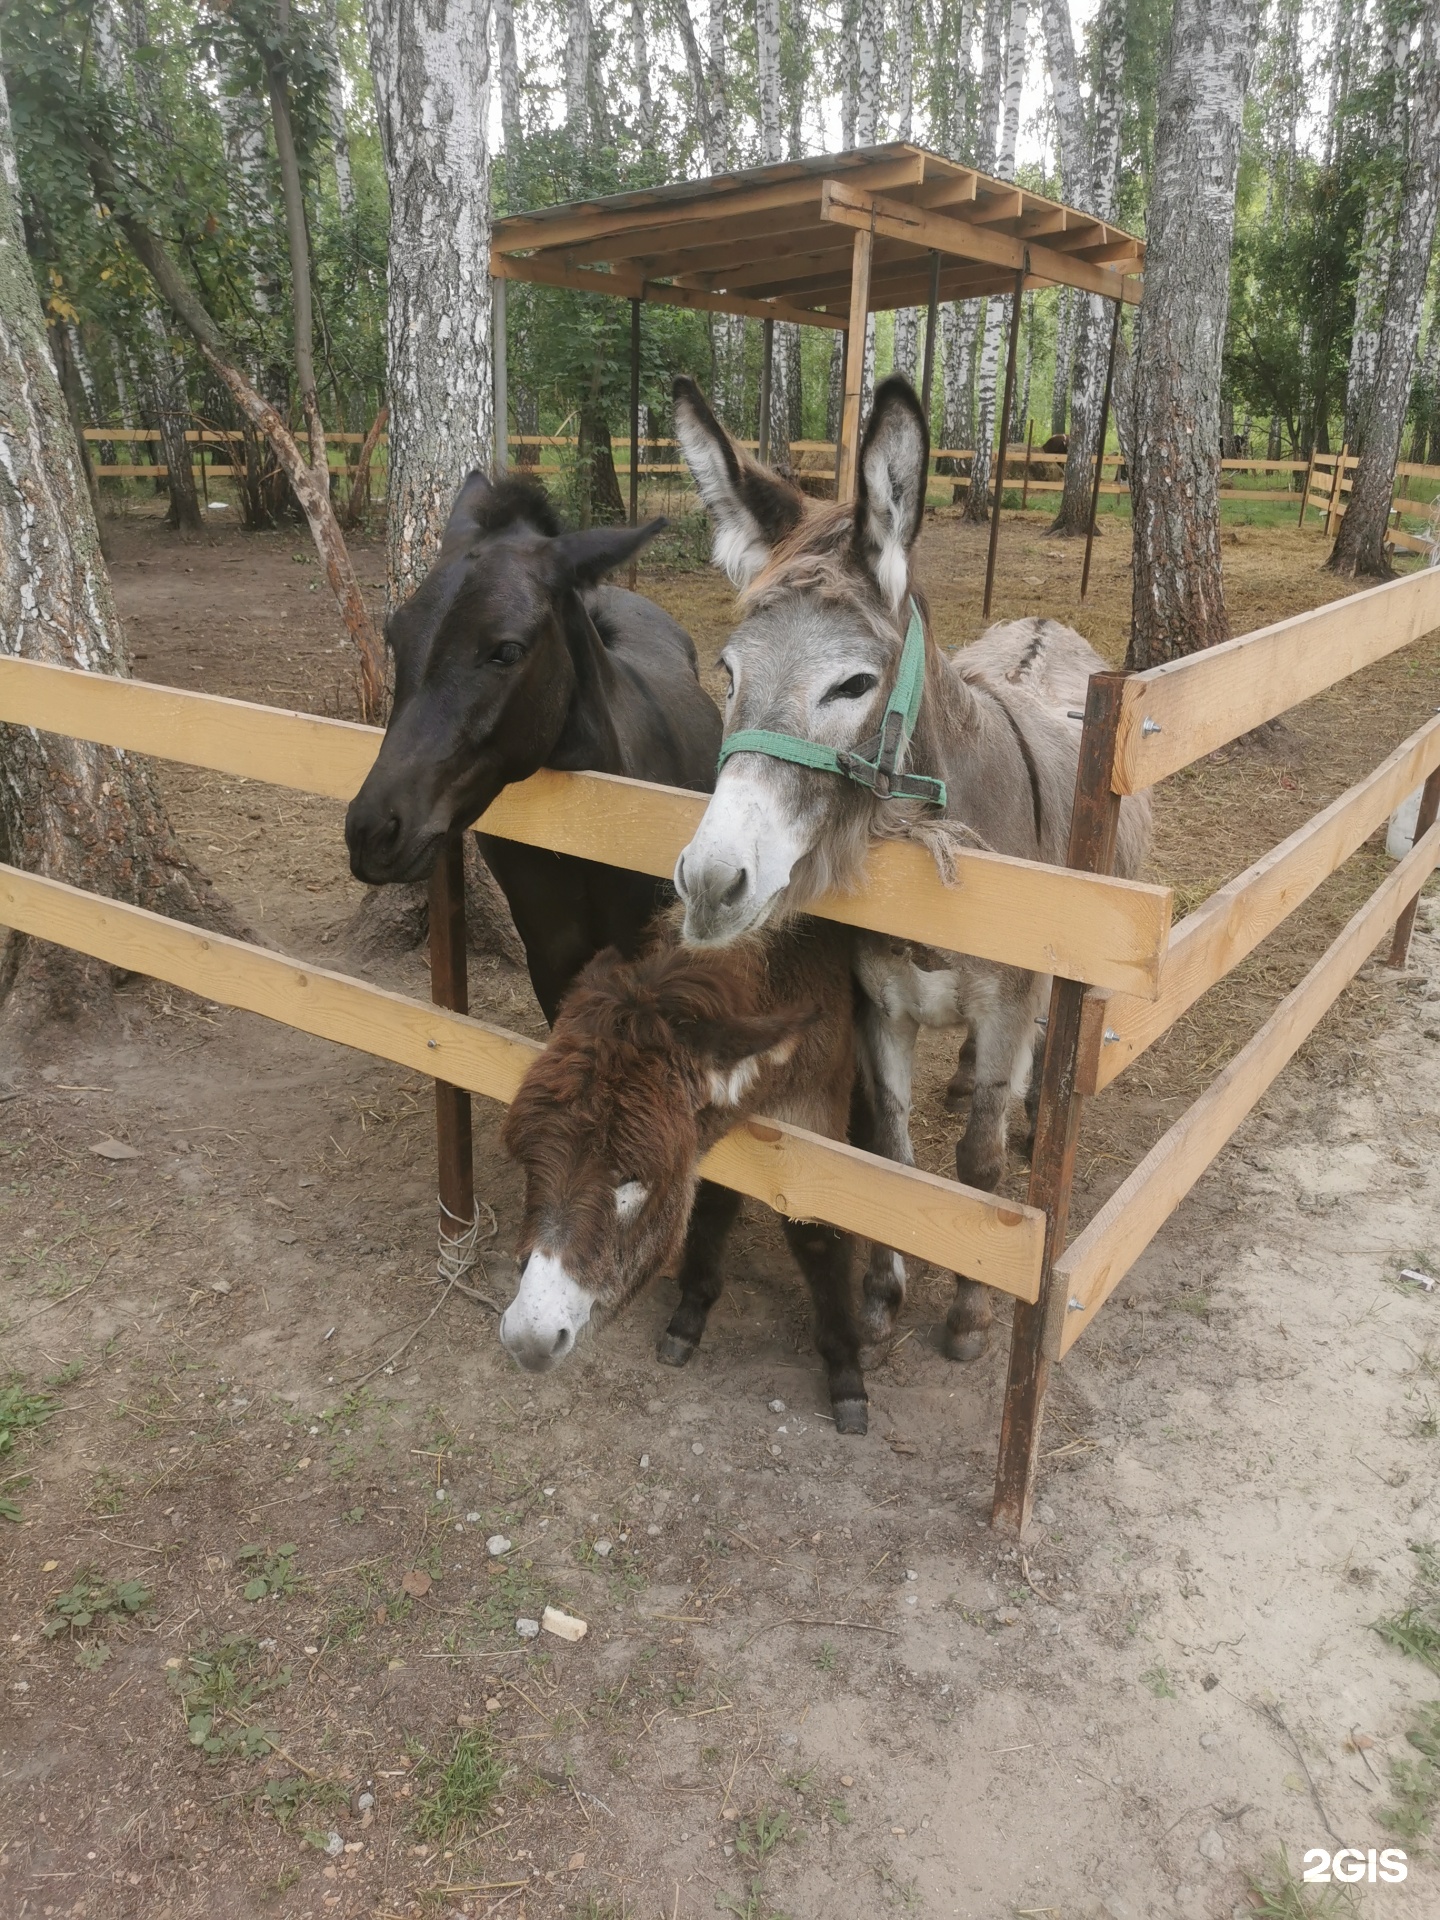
left=715, top=596, right=947, bottom=809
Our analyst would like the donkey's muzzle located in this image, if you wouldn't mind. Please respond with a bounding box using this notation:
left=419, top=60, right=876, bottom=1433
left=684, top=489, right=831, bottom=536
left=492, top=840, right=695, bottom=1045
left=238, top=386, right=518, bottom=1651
left=499, top=1251, right=595, bottom=1371
left=674, top=852, right=752, bottom=945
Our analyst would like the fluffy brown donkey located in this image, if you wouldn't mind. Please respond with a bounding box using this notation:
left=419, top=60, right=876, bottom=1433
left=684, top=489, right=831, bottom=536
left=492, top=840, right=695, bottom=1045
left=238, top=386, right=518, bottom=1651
left=498, top=915, right=871, bottom=1432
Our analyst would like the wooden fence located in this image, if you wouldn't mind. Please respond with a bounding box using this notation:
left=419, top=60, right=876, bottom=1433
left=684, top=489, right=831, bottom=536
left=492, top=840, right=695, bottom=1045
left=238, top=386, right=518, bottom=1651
left=2, top=564, right=1438, bottom=1529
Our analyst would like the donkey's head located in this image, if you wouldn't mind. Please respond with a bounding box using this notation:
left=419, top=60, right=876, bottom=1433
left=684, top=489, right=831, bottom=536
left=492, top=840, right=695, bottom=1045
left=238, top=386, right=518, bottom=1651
left=498, top=943, right=812, bottom=1370
left=345, top=471, right=662, bottom=884
left=671, top=375, right=931, bottom=944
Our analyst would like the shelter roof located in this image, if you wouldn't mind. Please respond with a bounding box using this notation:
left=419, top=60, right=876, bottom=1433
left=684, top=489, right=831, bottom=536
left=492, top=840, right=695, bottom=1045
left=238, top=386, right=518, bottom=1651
left=490, top=143, right=1144, bottom=329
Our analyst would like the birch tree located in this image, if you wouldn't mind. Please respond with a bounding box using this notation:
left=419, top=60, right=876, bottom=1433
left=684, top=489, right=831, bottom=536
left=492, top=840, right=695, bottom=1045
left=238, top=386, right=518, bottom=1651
left=1126, top=0, right=1263, bottom=668
left=322, top=0, right=355, bottom=216
left=631, top=0, right=655, bottom=147
left=496, top=0, right=524, bottom=159
left=965, top=0, right=1029, bottom=521
left=756, top=0, right=792, bottom=461
left=676, top=0, right=742, bottom=421
left=1331, top=4, right=1440, bottom=577
left=1343, top=10, right=1416, bottom=449
left=891, top=0, right=920, bottom=384
left=0, top=56, right=231, bottom=1036
left=365, top=0, right=494, bottom=605
left=566, top=0, right=593, bottom=136
left=855, top=0, right=884, bottom=417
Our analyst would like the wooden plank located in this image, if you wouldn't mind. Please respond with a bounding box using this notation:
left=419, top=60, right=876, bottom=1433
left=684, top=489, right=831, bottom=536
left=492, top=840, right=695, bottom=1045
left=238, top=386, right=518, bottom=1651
left=967, top=188, right=1025, bottom=226
left=489, top=250, right=849, bottom=329
left=992, top=672, right=1128, bottom=1534
left=492, top=153, right=928, bottom=256
left=820, top=179, right=1143, bottom=305
left=1113, top=567, right=1440, bottom=792
left=0, top=864, right=1046, bottom=1300
left=1057, top=814, right=1440, bottom=1354
left=0, top=657, right=1171, bottom=994
left=1082, top=714, right=1440, bottom=1094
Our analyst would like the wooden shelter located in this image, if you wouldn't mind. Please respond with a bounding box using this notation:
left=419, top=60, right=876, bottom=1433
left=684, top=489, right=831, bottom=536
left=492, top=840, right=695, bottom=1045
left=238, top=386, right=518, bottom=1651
left=490, top=143, right=1144, bottom=604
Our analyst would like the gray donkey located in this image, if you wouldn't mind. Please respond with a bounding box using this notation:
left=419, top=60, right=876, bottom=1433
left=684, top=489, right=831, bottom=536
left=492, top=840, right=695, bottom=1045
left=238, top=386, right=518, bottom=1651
left=671, top=373, right=1152, bottom=1361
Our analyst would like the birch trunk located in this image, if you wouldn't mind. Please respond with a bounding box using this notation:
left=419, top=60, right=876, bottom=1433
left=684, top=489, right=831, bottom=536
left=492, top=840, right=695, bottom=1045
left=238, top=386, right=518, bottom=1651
left=565, top=0, right=592, bottom=135
left=0, top=64, right=232, bottom=1034
left=366, top=0, right=494, bottom=609
left=892, top=0, right=919, bottom=388
left=1331, top=8, right=1440, bottom=578
left=1127, top=0, right=1263, bottom=669
left=855, top=0, right=884, bottom=415
left=966, top=0, right=1029, bottom=521
left=322, top=0, right=355, bottom=216
left=756, top=0, right=790, bottom=460
left=496, top=0, right=524, bottom=155
left=631, top=0, right=654, bottom=147
left=1414, top=298, right=1440, bottom=462
left=144, top=309, right=202, bottom=533
left=677, top=0, right=741, bottom=421
left=1344, top=17, right=1414, bottom=450
left=1050, top=285, right=1073, bottom=435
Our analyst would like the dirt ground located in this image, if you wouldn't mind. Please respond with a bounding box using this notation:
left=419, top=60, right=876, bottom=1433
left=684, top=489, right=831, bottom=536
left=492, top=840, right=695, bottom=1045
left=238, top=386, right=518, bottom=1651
left=2, top=500, right=1439, bottom=1920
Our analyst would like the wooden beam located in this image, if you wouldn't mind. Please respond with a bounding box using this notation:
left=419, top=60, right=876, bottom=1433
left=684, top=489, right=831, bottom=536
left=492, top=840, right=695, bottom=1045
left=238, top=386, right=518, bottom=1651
left=1015, top=207, right=1070, bottom=239
left=565, top=202, right=830, bottom=266
left=492, top=153, right=927, bottom=257
left=820, top=179, right=1143, bottom=305
left=837, top=227, right=873, bottom=504
left=488, top=249, right=849, bottom=329
left=967, top=188, right=1025, bottom=226
left=0, top=864, right=1046, bottom=1301
left=1081, top=712, right=1440, bottom=1095
left=1057, top=814, right=1440, bottom=1354
left=0, top=657, right=1173, bottom=996
left=1113, top=567, right=1440, bottom=792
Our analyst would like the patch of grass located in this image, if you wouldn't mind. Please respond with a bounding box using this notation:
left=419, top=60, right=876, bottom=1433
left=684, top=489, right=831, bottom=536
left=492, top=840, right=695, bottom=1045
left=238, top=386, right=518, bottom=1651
left=1246, top=1847, right=1360, bottom=1916
left=0, top=1375, right=57, bottom=1520
left=45, top=1359, right=84, bottom=1388
left=734, top=1807, right=794, bottom=1861
left=167, top=1635, right=290, bottom=1761
left=256, top=1774, right=349, bottom=1832
left=237, top=1542, right=303, bottom=1603
left=1171, top=1291, right=1212, bottom=1321
left=1380, top=1698, right=1440, bottom=1841
left=1373, top=1605, right=1440, bottom=1674
left=716, top=1878, right=791, bottom=1920
left=814, top=1641, right=837, bottom=1673
left=409, top=1726, right=507, bottom=1841
left=470, top=1559, right=552, bottom=1637
left=1141, top=1662, right=1177, bottom=1698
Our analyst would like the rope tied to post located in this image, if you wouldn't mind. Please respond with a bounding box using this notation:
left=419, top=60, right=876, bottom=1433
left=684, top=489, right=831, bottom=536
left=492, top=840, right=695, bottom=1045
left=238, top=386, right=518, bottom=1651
left=437, top=1193, right=499, bottom=1289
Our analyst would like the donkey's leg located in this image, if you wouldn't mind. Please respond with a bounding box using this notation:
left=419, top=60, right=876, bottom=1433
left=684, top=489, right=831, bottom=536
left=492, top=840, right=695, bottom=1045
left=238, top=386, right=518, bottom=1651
left=657, top=1179, right=743, bottom=1367
left=946, top=978, right=1037, bottom=1363
left=853, top=994, right=919, bottom=1345
left=942, top=1026, right=976, bottom=1111
left=781, top=1218, right=868, bottom=1436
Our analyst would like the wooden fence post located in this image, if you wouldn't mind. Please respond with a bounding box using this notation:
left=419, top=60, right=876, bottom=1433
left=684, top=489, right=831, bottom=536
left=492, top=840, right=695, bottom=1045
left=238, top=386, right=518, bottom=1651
left=1388, top=764, right=1440, bottom=968
left=991, top=672, right=1128, bottom=1534
left=428, top=834, right=475, bottom=1264
left=1326, top=444, right=1349, bottom=540
left=1021, top=419, right=1034, bottom=510
left=1296, top=446, right=1317, bottom=528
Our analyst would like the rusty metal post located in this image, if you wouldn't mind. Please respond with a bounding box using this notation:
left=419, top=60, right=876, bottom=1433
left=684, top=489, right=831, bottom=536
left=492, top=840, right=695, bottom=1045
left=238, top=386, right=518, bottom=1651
left=1080, top=301, right=1123, bottom=602
left=428, top=834, right=474, bottom=1257
left=1389, top=765, right=1440, bottom=968
left=982, top=263, right=1027, bottom=621
left=992, top=673, right=1128, bottom=1534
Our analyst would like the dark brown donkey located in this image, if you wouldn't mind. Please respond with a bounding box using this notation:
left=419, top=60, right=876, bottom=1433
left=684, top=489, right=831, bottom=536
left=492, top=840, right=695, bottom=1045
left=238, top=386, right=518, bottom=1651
left=345, top=472, right=722, bottom=1021
left=497, top=915, right=872, bottom=1432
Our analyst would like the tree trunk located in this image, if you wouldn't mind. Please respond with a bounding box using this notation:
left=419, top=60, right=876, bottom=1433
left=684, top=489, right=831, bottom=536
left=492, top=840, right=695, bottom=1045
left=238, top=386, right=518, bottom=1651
left=1050, top=285, right=1073, bottom=436
left=1331, top=10, right=1440, bottom=579
left=1343, top=17, right=1413, bottom=450
left=1414, top=301, right=1440, bottom=463
left=1126, top=0, right=1263, bottom=670
left=565, top=0, right=592, bottom=135
left=630, top=0, right=654, bottom=147
left=365, top=0, right=493, bottom=607
left=967, top=0, right=1029, bottom=522
left=144, top=309, right=201, bottom=532
left=756, top=0, right=791, bottom=461
left=0, top=65, right=233, bottom=1035
left=322, top=0, right=356, bottom=216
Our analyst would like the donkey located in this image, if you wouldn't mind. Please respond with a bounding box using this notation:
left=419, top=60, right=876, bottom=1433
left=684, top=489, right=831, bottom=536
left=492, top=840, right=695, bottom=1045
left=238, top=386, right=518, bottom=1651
left=498, top=912, right=871, bottom=1432
left=345, top=472, right=722, bottom=1022
left=669, top=373, right=1151, bottom=1360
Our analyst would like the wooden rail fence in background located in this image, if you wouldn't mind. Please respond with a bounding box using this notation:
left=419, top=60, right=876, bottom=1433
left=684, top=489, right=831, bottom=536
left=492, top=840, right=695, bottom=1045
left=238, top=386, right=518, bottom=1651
left=3, top=565, right=1438, bottom=1530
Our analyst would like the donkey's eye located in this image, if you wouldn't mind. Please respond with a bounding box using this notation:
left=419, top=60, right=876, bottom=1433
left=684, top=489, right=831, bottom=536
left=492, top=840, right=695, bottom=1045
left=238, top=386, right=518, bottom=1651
left=491, top=641, right=525, bottom=667
left=824, top=672, right=878, bottom=703
left=719, top=659, right=735, bottom=699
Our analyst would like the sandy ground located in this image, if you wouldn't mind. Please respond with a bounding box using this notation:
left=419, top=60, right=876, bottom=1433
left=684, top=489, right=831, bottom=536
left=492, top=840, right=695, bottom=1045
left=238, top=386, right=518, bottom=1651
left=1, top=504, right=1438, bottom=1920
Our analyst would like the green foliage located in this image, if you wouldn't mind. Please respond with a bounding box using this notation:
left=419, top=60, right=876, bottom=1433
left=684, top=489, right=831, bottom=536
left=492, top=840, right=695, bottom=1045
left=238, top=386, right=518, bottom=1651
left=237, top=1542, right=303, bottom=1602
left=409, top=1727, right=507, bottom=1841
left=166, top=1635, right=291, bottom=1761
left=0, top=1376, right=57, bottom=1453
left=1246, top=1849, right=1360, bottom=1918
left=734, top=1807, right=794, bottom=1860
left=43, top=1571, right=153, bottom=1638
left=1381, top=1699, right=1440, bottom=1840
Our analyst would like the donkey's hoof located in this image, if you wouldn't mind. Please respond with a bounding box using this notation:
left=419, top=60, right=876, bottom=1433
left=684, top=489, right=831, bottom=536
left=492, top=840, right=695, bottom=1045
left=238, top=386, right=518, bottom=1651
left=858, top=1299, right=898, bottom=1346
left=940, top=1324, right=992, bottom=1363
left=955, top=1148, right=1004, bottom=1193
left=831, top=1397, right=869, bottom=1436
left=656, top=1331, right=697, bottom=1368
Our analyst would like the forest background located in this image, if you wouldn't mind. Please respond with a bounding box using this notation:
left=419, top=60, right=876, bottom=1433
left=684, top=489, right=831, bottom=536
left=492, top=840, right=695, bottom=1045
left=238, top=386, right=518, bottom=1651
left=5, top=0, right=1439, bottom=557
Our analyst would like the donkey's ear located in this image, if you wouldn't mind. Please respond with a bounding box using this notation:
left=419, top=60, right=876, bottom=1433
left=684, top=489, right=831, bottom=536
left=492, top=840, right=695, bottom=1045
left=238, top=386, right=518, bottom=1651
left=673, top=375, right=805, bottom=588
left=673, top=1004, right=818, bottom=1110
left=852, top=377, right=929, bottom=611
left=440, top=469, right=493, bottom=550
left=552, top=518, right=667, bottom=586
